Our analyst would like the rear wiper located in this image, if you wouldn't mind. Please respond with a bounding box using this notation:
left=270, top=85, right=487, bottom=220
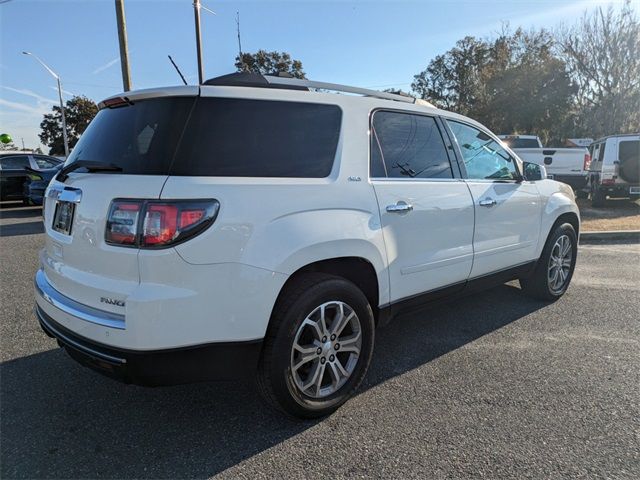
left=57, top=160, right=122, bottom=182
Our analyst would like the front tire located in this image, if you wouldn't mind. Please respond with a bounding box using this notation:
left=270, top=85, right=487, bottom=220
left=520, top=223, right=577, bottom=301
left=257, top=273, right=375, bottom=419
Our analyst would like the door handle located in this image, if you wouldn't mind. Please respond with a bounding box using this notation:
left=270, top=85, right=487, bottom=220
left=479, top=198, right=497, bottom=207
left=386, top=202, right=413, bottom=213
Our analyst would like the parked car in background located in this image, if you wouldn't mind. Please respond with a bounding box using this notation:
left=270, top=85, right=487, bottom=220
left=23, top=163, right=63, bottom=205
left=35, top=73, right=580, bottom=418
left=587, top=134, right=640, bottom=207
left=499, top=134, right=590, bottom=196
left=0, top=152, right=63, bottom=204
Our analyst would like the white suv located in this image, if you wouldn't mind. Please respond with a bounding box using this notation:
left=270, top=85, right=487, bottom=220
left=34, top=73, right=580, bottom=418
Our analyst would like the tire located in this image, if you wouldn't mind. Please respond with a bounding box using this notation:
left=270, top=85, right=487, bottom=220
left=520, top=223, right=577, bottom=301
left=575, top=189, right=588, bottom=200
left=591, top=188, right=606, bottom=207
left=257, top=273, right=375, bottom=419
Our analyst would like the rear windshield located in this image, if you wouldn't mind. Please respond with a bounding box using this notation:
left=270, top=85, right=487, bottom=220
left=65, top=96, right=342, bottom=178
left=65, top=97, right=196, bottom=175
left=501, top=137, right=540, bottom=148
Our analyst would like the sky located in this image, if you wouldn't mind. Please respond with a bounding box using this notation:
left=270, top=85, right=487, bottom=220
left=0, top=0, right=635, bottom=151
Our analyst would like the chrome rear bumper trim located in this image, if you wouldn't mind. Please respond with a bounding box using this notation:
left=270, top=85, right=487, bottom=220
left=34, top=269, right=126, bottom=330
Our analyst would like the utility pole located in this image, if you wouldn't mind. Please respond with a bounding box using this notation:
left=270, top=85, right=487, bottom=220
left=115, top=0, right=132, bottom=91
left=193, top=0, right=204, bottom=84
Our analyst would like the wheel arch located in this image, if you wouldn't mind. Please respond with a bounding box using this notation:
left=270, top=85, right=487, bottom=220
left=269, top=256, right=382, bottom=328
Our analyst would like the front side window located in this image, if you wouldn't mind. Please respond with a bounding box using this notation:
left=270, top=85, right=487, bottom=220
left=447, top=121, right=519, bottom=180
left=0, top=155, right=30, bottom=169
left=370, top=111, right=453, bottom=179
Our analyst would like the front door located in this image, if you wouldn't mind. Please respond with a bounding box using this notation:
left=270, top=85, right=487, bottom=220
left=370, top=111, right=475, bottom=304
left=445, top=120, right=542, bottom=278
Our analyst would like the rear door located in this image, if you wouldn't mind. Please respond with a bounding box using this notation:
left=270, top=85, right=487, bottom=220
left=41, top=92, right=197, bottom=312
left=445, top=120, right=541, bottom=278
left=370, top=110, right=474, bottom=304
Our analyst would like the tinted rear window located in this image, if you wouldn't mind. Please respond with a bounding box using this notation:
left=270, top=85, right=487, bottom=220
left=501, top=137, right=540, bottom=148
left=65, top=97, right=195, bottom=174
left=173, top=98, right=341, bottom=177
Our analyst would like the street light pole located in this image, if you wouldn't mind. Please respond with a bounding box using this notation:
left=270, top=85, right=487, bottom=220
left=193, top=0, right=204, bottom=84
left=22, top=51, right=70, bottom=158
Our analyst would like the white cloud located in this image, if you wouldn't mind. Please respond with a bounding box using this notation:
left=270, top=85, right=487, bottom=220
left=1, top=86, right=57, bottom=105
left=0, top=98, right=46, bottom=114
left=49, top=85, right=76, bottom=98
left=92, top=57, right=120, bottom=75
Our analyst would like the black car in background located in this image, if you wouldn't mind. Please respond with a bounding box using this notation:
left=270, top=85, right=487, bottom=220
left=0, top=152, right=63, bottom=205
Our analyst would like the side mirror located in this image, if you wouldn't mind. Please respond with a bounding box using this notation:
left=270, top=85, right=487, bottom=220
left=523, top=161, right=546, bottom=181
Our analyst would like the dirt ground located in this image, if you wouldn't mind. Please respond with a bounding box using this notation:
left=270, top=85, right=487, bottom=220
left=578, top=197, right=640, bottom=231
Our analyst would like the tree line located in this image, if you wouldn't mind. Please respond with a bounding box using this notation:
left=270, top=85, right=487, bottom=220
left=410, top=2, right=639, bottom=145
left=39, top=1, right=638, bottom=154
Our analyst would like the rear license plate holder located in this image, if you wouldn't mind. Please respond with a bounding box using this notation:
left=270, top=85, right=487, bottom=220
left=629, top=186, right=640, bottom=195
left=52, top=201, right=75, bottom=235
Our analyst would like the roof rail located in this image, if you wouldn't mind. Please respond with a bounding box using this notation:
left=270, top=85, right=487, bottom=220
left=203, top=72, right=434, bottom=107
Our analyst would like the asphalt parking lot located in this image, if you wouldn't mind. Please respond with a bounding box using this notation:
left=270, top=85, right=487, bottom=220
left=1, top=202, right=639, bottom=479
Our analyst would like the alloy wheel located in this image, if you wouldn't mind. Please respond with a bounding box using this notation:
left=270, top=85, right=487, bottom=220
left=548, top=234, right=573, bottom=293
left=290, top=301, right=362, bottom=398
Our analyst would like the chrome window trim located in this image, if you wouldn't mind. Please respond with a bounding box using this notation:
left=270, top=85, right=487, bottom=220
left=35, top=269, right=126, bottom=330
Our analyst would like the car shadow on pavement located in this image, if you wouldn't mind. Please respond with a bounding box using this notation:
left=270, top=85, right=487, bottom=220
left=0, top=221, right=44, bottom=237
left=0, top=206, right=42, bottom=220
left=0, top=284, right=547, bottom=479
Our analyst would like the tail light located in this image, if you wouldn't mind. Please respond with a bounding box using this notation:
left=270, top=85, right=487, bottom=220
left=583, top=153, right=591, bottom=171
left=106, top=199, right=219, bottom=248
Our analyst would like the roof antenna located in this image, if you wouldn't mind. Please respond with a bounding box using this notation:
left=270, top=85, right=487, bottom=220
left=168, top=55, right=188, bottom=85
left=236, top=11, right=244, bottom=70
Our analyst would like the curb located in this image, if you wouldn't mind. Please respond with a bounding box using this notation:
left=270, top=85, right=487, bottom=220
left=580, top=230, right=640, bottom=244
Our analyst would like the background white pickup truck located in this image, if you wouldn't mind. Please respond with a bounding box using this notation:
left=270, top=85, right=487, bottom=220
left=499, top=135, right=590, bottom=194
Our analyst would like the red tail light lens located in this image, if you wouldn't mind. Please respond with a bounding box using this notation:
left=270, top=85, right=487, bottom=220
left=106, top=199, right=219, bottom=248
left=106, top=201, right=142, bottom=245
left=583, top=153, right=591, bottom=171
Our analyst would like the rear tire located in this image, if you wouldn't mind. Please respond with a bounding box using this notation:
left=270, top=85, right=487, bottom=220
left=575, top=189, right=588, bottom=200
left=257, top=273, right=375, bottom=419
left=520, top=223, right=577, bottom=301
left=591, top=188, right=606, bottom=207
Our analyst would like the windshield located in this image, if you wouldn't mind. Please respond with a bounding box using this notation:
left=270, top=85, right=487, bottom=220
left=64, top=97, right=196, bottom=174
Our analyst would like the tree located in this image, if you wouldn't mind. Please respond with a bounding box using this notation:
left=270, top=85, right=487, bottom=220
left=557, top=0, right=640, bottom=137
left=412, top=36, right=488, bottom=114
left=39, top=96, right=98, bottom=155
left=235, top=50, right=306, bottom=79
left=411, top=29, right=576, bottom=145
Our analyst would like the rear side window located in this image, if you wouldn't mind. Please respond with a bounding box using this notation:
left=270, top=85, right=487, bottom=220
left=64, top=97, right=196, bottom=174
left=370, top=111, right=453, bottom=179
left=34, top=155, right=59, bottom=169
left=618, top=140, right=639, bottom=164
left=0, top=155, right=30, bottom=169
left=598, top=142, right=606, bottom=162
left=173, top=98, right=342, bottom=177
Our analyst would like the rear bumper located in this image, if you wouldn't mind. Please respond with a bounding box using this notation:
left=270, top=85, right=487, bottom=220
left=552, top=175, right=588, bottom=191
left=594, top=183, right=640, bottom=197
left=36, top=305, right=263, bottom=386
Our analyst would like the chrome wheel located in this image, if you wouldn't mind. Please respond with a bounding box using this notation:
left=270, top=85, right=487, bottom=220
left=290, top=301, right=362, bottom=399
left=548, top=234, right=573, bottom=293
